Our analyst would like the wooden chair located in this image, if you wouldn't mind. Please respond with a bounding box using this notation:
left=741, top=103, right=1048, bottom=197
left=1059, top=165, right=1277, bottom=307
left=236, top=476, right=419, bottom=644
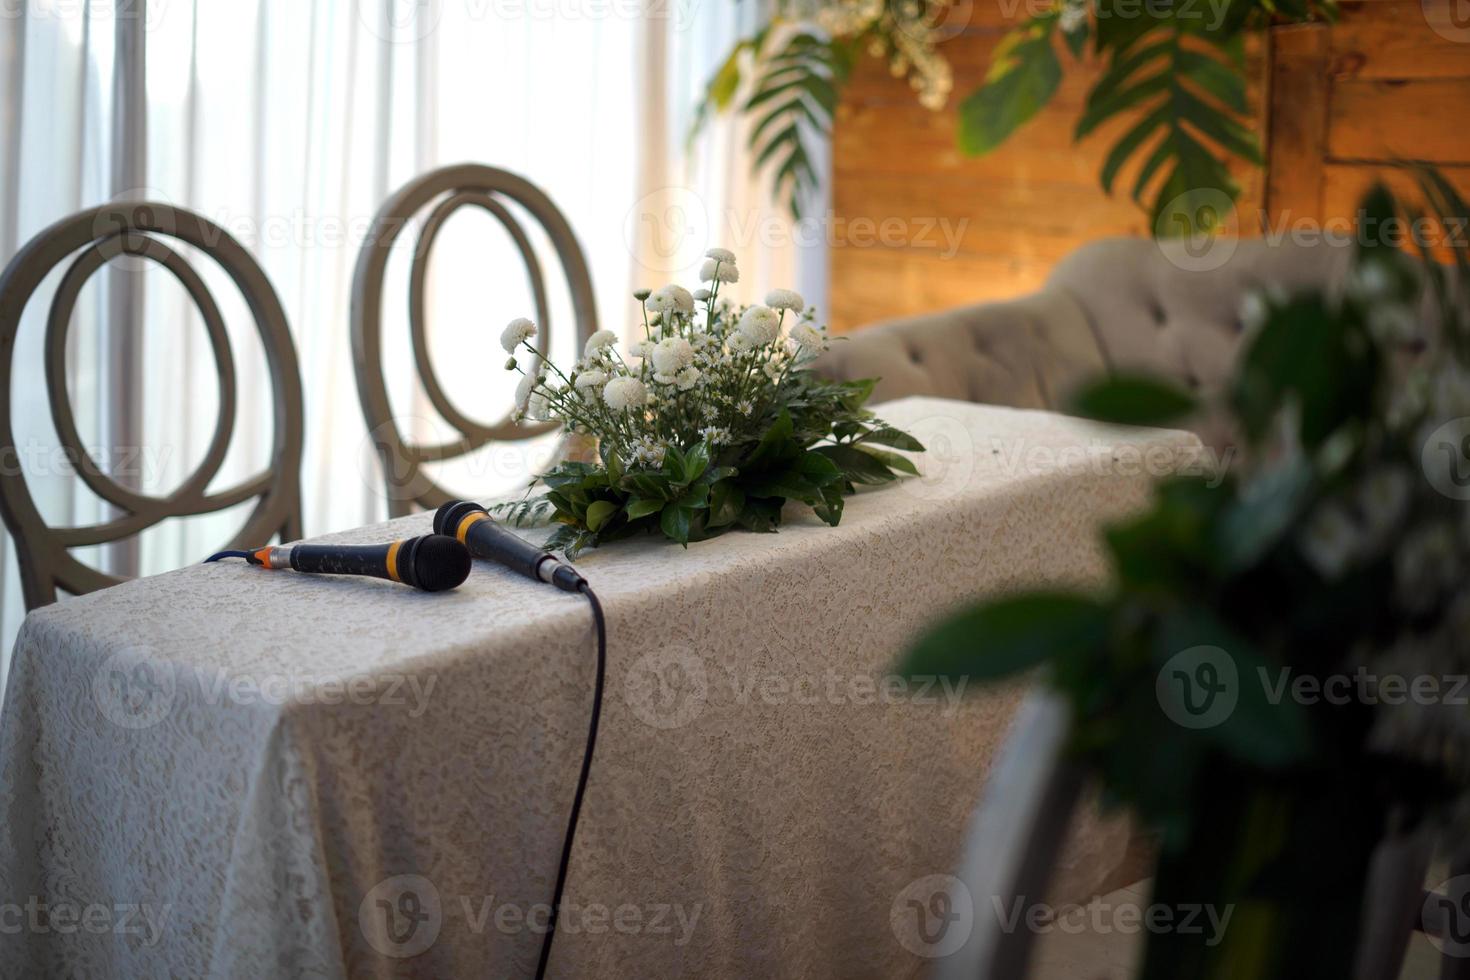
left=940, top=690, right=1469, bottom=980
left=0, top=202, right=305, bottom=609
left=351, top=164, right=597, bottom=516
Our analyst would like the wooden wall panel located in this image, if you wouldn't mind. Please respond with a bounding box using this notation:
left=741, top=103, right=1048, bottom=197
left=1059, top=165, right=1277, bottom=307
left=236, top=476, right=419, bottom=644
left=831, top=1, right=1470, bottom=334
left=829, top=22, right=1268, bottom=332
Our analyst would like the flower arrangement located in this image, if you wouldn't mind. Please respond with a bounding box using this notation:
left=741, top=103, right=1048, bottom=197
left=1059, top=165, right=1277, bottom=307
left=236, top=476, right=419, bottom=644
left=497, top=248, right=923, bottom=558
left=902, top=170, right=1470, bottom=975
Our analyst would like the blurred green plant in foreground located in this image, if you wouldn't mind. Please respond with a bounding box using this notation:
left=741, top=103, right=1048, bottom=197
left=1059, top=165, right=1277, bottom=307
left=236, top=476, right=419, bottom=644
left=903, top=168, right=1470, bottom=978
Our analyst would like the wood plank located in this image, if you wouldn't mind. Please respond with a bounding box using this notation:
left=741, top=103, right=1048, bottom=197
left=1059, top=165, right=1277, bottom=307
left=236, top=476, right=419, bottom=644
left=829, top=247, right=1055, bottom=332
left=1321, top=163, right=1470, bottom=261
left=1328, top=78, right=1470, bottom=164
left=1266, top=24, right=1331, bottom=220
left=1330, top=1, right=1470, bottom=81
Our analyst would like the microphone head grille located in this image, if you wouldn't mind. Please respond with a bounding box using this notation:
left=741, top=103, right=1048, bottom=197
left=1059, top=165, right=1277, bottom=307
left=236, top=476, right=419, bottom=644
left=433, top=500, right=484, bottom=537
left=412, top=534, right=473, bottom=592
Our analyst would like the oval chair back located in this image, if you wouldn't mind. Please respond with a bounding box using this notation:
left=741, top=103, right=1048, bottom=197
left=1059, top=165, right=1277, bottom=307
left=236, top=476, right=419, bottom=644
left=351, top=164, right=597, bottom=517
left=0, top=202, right=305, bottom=610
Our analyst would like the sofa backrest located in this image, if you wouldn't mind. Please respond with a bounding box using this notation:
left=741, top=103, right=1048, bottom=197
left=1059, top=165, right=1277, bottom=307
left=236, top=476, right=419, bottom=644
left=816, top=237, right=1352, bottom=423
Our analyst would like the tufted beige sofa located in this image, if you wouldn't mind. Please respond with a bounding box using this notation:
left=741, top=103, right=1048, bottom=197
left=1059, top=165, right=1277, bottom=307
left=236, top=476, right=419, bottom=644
left=816, top=238, right=1351, bottom=443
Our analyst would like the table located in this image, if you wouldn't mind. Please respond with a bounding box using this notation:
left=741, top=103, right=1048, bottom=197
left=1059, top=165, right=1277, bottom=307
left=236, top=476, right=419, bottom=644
left=0, top=398, right=1205, bottom=979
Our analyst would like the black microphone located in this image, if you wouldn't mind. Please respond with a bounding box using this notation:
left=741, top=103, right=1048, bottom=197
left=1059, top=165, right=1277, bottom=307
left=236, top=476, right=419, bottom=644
left=434, top=501, right=586, bottom=593
left=205, top=534, right=472, bottom=592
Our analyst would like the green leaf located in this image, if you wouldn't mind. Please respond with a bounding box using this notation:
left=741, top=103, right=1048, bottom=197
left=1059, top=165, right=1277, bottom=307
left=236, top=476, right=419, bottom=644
left=1070, top=374, right=1198, bottom=427
left=958, top=35, right=1063, bottom=156
left=746, top=410, right=796, bottom=468
left=681, top=441, right=711, bottom=484
left=707, top=480, right=745, bottom=528
left=857, top=426, right=925, bottom=452
left=1155, top=609, right=1312, bottom=769
left=584, top=499, right=618, bottom=533
left=855, top=444, right=920, bottom=477
left=625, top=497, right=664, bottom=520
left=795, top=450, right=843, bottom=485
left=660, top=504, right=692, bottom=547
left=815, top=444, right=898, bottom=485
left=902, top=593, right=1111, bottom=682
left=743, top=468, right=820, bottom=503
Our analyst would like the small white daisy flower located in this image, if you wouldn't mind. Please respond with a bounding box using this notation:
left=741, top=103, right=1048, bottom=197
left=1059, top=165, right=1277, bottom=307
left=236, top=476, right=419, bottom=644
left=584, top=329, right=618, bottom=358
left=737, top=305, right=781, bottom=345
left=603, top=376, right=648, bottom=411
left=764, top=288, right=805, bottom=312
left=501, top=317, right=536, bottom=354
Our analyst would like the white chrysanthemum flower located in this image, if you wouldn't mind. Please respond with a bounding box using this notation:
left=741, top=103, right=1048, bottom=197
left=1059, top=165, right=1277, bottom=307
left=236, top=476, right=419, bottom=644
left=501, top=317, right=536, bottom=354
left=514, top=373, right=537, bottom=412
left=653, top=372, right=677, bottom=386
left=574, top=370, right=608, bottom=389
left=762, top=361, right=783, bottom=381
left=675, top=366, right=700, bottom=391
left=603, top=376, right=648, bottom=411
left=699, top=258, right=739, bottom=283
left=651, top=337, right=695, bottom=374
left=765, top=288, right=805, bottom=312
left=584, top=329, right=618, bottom=358
left=705, top=247, right=737, bottom=264
left=627, top=340, right=651, bottom=359
left=727, top=331, right=753, bottom=352
left=737, top=305, right=781, bottom=345
left=693, top=288, right=711, bottom=302
left=789, top=322, right=825, bottom=351
left=647, top=284, right=695, bottom=315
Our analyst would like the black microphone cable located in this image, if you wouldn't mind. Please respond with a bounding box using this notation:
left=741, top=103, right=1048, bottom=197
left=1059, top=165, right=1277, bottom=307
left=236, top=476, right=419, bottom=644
left=535, top=579, right=605, bottom=980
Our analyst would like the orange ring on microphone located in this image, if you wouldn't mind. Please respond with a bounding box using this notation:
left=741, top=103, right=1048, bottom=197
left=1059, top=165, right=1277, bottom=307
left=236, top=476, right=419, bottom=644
left=455, top=511, right=489, bottom=544
left=385, top=539, right=404, bottom=583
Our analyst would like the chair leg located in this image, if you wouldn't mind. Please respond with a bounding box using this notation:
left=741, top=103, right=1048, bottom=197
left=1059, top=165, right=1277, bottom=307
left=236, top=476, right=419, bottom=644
left=1442, top=852, right=1470, bottom=980
left=1355, top=829, right=1434, bottom=980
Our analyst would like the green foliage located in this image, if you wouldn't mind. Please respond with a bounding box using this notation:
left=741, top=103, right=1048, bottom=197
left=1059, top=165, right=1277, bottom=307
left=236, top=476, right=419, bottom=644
left=698, top=1, right=1334, bottom=231
left=691, top=26, right=854, bottom=219
left=497, top=376, right=923, bottom=558
left=901, top=173, right=1470, bottom=974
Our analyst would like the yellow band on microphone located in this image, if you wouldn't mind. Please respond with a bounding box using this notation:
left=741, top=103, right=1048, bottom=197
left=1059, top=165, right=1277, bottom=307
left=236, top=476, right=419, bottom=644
left=455, top=511, right=489, bottom=544
left=385, top=539, right=403, bottom=583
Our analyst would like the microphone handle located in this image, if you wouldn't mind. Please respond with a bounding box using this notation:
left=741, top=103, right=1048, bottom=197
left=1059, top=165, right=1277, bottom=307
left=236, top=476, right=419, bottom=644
left=452, top=510, right=585, bottom=592
left=289, top=543, right=399, bottom=581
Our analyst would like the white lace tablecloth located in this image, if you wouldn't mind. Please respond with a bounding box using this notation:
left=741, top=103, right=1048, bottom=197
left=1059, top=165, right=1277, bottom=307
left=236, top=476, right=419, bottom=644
left=0, top=398, right=1204, bottom=979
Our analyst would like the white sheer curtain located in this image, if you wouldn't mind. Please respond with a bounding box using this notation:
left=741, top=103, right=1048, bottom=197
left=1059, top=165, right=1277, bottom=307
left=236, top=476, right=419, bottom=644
left=0, top=0, right=825, bottom=687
